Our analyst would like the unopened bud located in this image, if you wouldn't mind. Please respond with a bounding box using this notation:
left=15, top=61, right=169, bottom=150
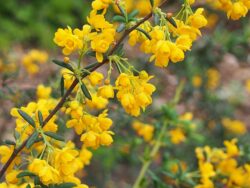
left=166, top=13, right=173, bottom=18
left=64, top=57, right=70, bottom=63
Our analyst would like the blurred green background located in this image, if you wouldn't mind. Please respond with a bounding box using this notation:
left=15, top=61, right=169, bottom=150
left=0, top=0, right=91, bottom=50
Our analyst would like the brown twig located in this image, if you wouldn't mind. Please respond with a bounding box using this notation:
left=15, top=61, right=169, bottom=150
left=0, top=0, right=168, bottom=179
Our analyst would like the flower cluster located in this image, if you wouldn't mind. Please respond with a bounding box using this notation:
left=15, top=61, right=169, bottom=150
left=54, top=2, right=115, bottom=62
left=222, top=118, right=247, bottom=135
left=207, top=0, right=250, bottom=20
left=168, top=112, right=195, bottom=145
left=10, top=98, right=57, bottom=142
left=129, top=3, right=207, bottom=67
left=132, top=121, right=155, bottom=142
left=116, top=71, right=156, bottom=116
left=28, top=142, right=91, bottom=186
left=21, top=49, right=48, bottom=74
left=195, top=139, right=250, bottom=188
left=66, top=106, right=114, bottom=148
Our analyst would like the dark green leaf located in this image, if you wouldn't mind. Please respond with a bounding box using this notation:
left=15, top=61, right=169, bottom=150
left=166, top=16, right=177, bottom=28
left=136, top=28, right=152, bottom=40
left=84, top=62, right=99, bottom=70
left=150, top=0, right=154, bottom=7
left=85, top=51, right=96, bottom=57
left=26, top=184, right=31, bottom=188
left=80, top=82, right=92, bottom=100
left=52, top=60, right=74, bottom=72
left=113, top=15, right=126, bottom=23
left=4, top=140, right=16, bottom=145
left=113, top=44, right=124, bottom=56
left=60, top=76, right=65, bottom=97
left=35, top=137, right=44, bottom=143
left=128, top=10, right=139, bottom=20
left=38, top=111, right=43, bottom=126
left=116, top=23, right=126, bottom=33
left=44, top=132, right=64, bottom=141
left=34, top=176, right=40, bottom=185
left=17, top=171, right=36, bottom=178
left=117, top=4, right=127, bottom=22
left=14, top=131, right=20, bottom=140
left=26, top=131, right=39, bottom=149
left=18, top=110, right=35, bottom=128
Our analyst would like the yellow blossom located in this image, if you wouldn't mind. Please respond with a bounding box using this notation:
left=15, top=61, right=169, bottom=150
left=169, top=128, right=186, bottom=144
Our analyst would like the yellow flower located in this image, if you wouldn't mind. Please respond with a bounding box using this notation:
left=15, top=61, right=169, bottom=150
left=90, top=28, right=115, bottom=62
left=29, top=159, right=60, bottom=185
left=92, top=0, right=112, bottom=10
left=52, top=145, right=83, bottom=178
left=54, top=27, right=83, bottom=55
left=222, top=118, right=247, bottom=135
left=189, top=0, right=195, bottom=4
left=86, top=94, right=108, bottom=109
left=36, top=84, right=52, bottom=99
left=188, top=8, right=208, bottom=29
left=79, top=147, right=93, bottom=166
left=116, top=71, right=155, bottom=116
left=169, top=43, right=185, bottom=63
left=206, top=68, right=220, bottom=90
left=150, top=40, right=170, bottom=67
left=6, top=170, right=20, bottom=184
left=88, top=71, right=104, bottom=86
left=169, top=128, right=186, bottom=144
left=87, top=10, right=113, bottom=30
left=21, top=50, right=48, bottom=75
left=97, top=85, right=114, bottom=99
left=132, top=121, right=155, bottom=142
left=224, top=138, right=239, bottom=157
left=100, top=131, right=114, bottom=146
left=245, top=79, right=250, bottom=93
left=227, top=2, right=248, bottom=20
left=192, top=75, right=202, bottom=88
left=176, top=35, right=192, bottom=51
left=199, top=162, right=216, bottom=179
left=80, top=131, right=99, bottom=148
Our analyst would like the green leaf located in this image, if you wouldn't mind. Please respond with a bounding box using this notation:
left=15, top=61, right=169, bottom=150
left=85, top=51, right=96, bottom=57
left=18, top=110, right=35, bottom=128
left=38, top=111, right=43, bottom=127
left=4, top=140, right=16, bottom=145
left=44, top=132, right=65, bottom=141
left=84, top=62, right=99, bottom=70
left=52, top=60, right=74, bottom=72
left=128, top=10, right=139, bottom=20
left=153, top=13, right=160, bottom=25
left=136, top=28, right=152, bottom=40
left=113, top=15, right=126, bottom=23
left=117, top=4, right=127, bottom=22
left=56, top=183, right=76, bottom=188
left=80, top=82, right=92, bottom=100
left=17, top=171, right=36, bottom=178
left=60, top=76, right=65, bottom=97
left=26, top=131, right=39, bottom=149
left=14, top=131, right=20, bottom=140
left=116, top=23, right=126, bottom=33
left=150, top=0, right=154, bottom=7
left=26, top=184, right=31, bottom=188
left=113, top=43, right=124, bottom=56
left=166, top=16, right=177, bottom=28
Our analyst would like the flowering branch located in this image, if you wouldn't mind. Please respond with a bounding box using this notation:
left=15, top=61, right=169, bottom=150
left=0, top=0, right=169, bottom=179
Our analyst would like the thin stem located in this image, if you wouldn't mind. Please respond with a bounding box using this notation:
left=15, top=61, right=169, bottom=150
left=0, top=0, right=169, bottom=179
left=133, top=122, right=168, bottom=188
